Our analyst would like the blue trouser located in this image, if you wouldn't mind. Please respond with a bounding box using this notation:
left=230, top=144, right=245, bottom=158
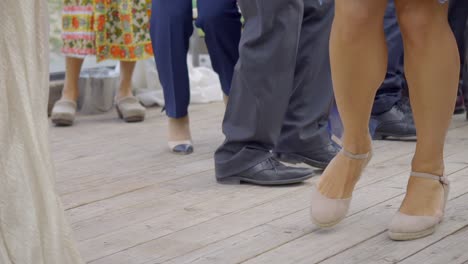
left=448, top=0, right=468, bottom=104
left=449, top=0, right=468, bottom=77
left=374, top=0, right=468, bottom=115
left=372, top=0, right=404, bottom=115
left=150, top=0, right=242, bottom=118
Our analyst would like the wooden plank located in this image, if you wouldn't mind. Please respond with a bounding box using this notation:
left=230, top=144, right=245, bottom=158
left=82, top=126, right=466, bottom=262
left=78, top=139, right=422, bottom=262
left=241, top=167, right=468, bottom=264
left=87, top=186, right=314, bottom=264
left=79, top=183, right=300, bottom=262
left=61, top=153, right=215, bottom=209
left=85, top=146, right=468, bottom=264
left=47, top=103, right=468, bottom=264
left=65, top=115, right=436, bottom=233
left=398, top=225, right=468, bottom=264
left=65, top=159, right=214, bottom=223
left=162, top=160, right=468, bottom=264
left=53, top=112, right=225, bottom=208
left=314, top=179, right=468, bottom=264
left=51, top=103, right=224, bottom=181
left=72, top=169, right=245, bottom=242
left=66, top=139, right=412, bottom=222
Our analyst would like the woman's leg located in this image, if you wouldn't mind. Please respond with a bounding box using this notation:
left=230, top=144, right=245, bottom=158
left=115, top=60, right=146, bottom=122
left=395, top=0, right=459, bottom=216
left=150, top=0, right=194, bottom=151
left=317, top=0, right=388, bottom=199
left=61, top=57, right=84, bottom=101
left=118, top=61, right=136, bottom=99
left=51, top=57, right=84, bottom=126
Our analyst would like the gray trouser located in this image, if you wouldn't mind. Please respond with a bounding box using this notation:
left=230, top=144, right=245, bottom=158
left=214, top=0, right=335, bottom=179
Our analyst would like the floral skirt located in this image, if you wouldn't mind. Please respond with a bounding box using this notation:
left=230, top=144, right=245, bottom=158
left=62, top=0, right=153, bottom=62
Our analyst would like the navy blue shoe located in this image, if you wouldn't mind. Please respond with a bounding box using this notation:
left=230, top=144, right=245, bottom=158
left=169, top=140, right=194, bottom=155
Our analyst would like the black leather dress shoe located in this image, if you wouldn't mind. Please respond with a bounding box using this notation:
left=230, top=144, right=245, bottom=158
left=275, top=142, right=341, bottom=169
left=455, top=91, right=465, bottom=115
left=217, top=158, right=314, bottom=186
left=372, top=101, right=416, bottom=140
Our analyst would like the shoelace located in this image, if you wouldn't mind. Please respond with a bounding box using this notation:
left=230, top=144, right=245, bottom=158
left=268, top=158, right=282, bottom=174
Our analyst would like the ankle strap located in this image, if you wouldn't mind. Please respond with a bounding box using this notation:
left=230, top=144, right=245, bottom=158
left=341, top=149, right=371, bottom=160
left=411, top=171, right=449, bottom=185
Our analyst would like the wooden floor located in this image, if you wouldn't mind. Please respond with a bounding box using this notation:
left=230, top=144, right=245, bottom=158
left=50, top=103, right=468, bottom=264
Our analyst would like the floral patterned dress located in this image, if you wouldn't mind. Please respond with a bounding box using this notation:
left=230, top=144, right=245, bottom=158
left=62, top=0, right=153, bottom=62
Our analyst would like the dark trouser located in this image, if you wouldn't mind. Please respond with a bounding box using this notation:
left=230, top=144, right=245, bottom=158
left=214, top=0, right=335, bottom=179
left=449, top=0, right=468, bottom=106
left=449, top=0, right=468, bottom=76
left=372, top=0, right=404, bottom=115
left=373, top=0, right=468, bottom=115
left=150, top=0, right=242, bottom=118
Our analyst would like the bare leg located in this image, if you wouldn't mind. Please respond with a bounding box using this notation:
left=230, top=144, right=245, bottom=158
left=317, top=0, right=388, bottom=199
left=395, top=0, right=459, bottom=216
left=117, top=61, right=136, bottom=99
left=61, top=57, right=84, bottom=101
left=168, top=116, right=192, bottom=141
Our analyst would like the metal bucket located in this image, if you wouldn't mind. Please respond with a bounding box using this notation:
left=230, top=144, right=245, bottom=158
left=78, top=67, right=119, bottom=115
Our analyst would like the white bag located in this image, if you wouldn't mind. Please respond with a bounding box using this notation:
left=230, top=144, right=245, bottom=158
left=188, top=66, right=223, bottom=103
left=132, top=58, right=223, bottom=107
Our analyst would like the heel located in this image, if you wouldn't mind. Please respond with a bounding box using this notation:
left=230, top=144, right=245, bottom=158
left=275, top=153, right=301, bottom=165
left=388, top=172, right=449, bottom=241
left=217, top=177, right=241, bottom=185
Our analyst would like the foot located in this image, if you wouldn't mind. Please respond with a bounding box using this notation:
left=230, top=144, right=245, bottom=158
left=217, top=158, right=314, bottom=185
left=372, top=99, right=416, bottom=140
left=60, top=83, right=79, bottom=102
left=115, top=96, right=145, bottom=123
left=51, top=99, right=77, bottom=126
left=116, top=86, right=134, bottom=101
left=275, top=141, right=341, bottom=169
left=389, top=172, right=449, bottom=241
left=168, top=116, right=193, bottom=155
left=317, top=147, right=372, bottom=199
left=398, top=175, right=445, bottom=217
left=310, top=143, right=372, bottom=227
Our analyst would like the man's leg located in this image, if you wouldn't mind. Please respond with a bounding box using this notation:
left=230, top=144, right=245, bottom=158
left=373, top=0, right=404, bottom=116
left=448, top=0, right=468, bottom=115
left=449, top=0, right=468, bottom=72
left=275, top=0, right=339, bottom=169
left=371, top=0, right=416, bottom=140
left=196, top=0, right=242, bottom=96
left=215, top=0, right=313, bottom=184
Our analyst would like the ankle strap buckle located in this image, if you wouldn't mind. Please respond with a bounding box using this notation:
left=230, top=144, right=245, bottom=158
left=341, top=149, right=371, bottom=160
left=439, top=176, right=450, bottom=185
left=411, top=172, right=449, bottom=186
